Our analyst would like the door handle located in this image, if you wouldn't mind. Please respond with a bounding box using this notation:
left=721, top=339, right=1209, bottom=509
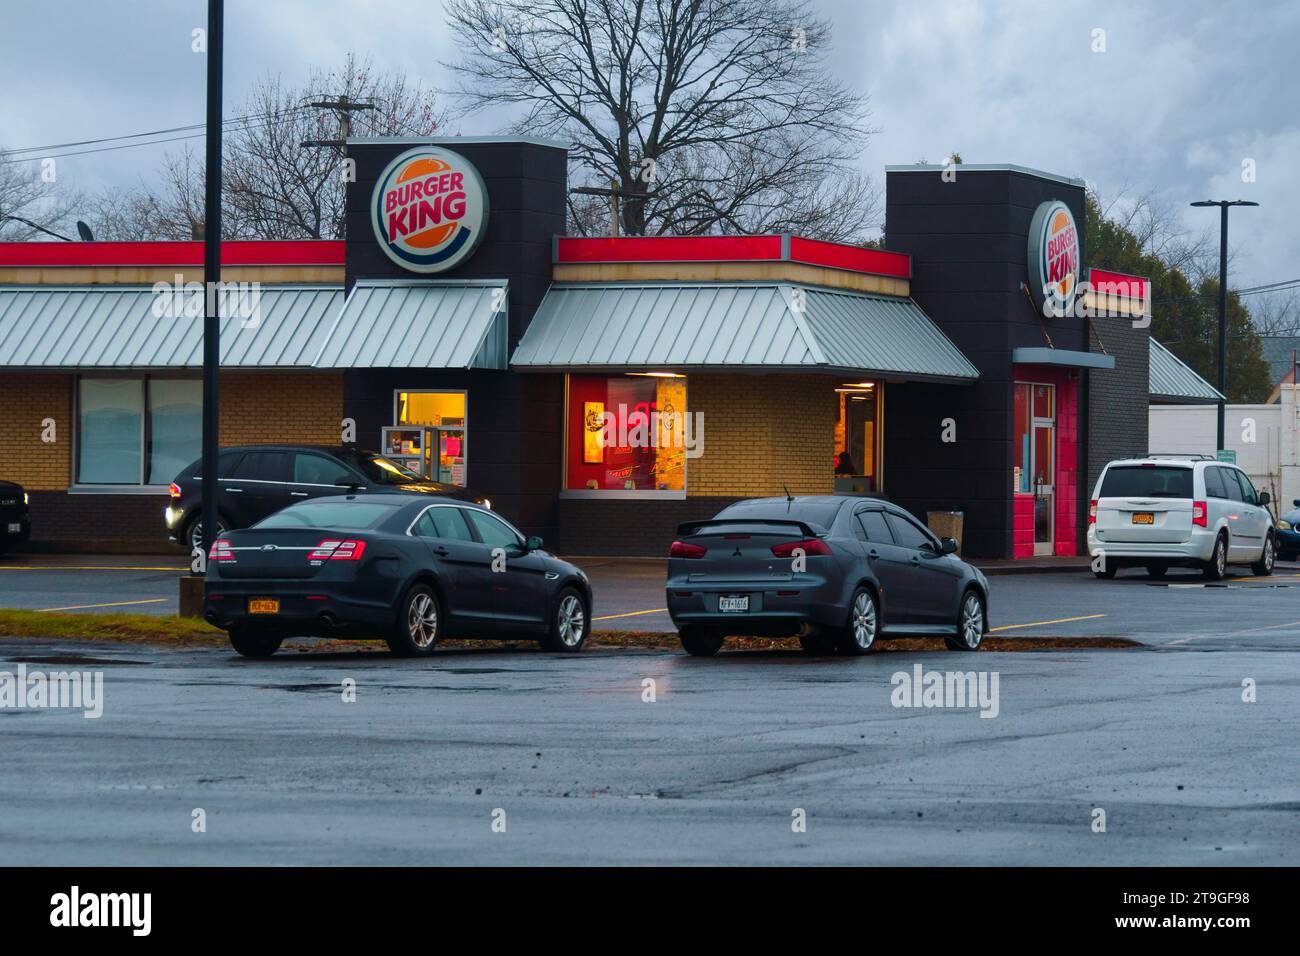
left=867, top=549, right=879, bottom=559
left=910, top=556, right=920, bottom=565
left=226, top=488, right=243, bottom=493
left=290, top=491, right=308, bottom=497
left=431, top=546, right=450, bottom=556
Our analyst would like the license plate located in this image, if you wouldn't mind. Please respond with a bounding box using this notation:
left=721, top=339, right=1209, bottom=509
left=1132, top=513, right=1155, bottom=525
left=6, top=523, right=18, bottom=534
left=718, top=595, right=749, bottom=613
left=248, top=598, right=280, bottom=614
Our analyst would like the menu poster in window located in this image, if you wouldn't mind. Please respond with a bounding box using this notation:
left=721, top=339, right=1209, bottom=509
left=451, top=460, right=466, bottom=485
left=582, top=401, right=604, bottom=463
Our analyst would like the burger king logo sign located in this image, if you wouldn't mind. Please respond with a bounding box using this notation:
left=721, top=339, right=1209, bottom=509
left=371, top=146, right=488, bottom=274
left=1027, top=199, right=1080, bottom=317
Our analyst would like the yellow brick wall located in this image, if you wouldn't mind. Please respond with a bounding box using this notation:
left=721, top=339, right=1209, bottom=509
left=0, top=371, right=344, bottom=490
left=687, top=373, right=837, bottom=497
left=219, top=371, right=344, bottom=445
left=0, top=373, right=74, bottom=490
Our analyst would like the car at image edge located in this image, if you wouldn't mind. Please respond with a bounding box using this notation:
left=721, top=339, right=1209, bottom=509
left=665, top=495, right=990, bottom=656
left=1086, top=456, right=1275, bottom=579
left=203, top=494, right=591, bottom=658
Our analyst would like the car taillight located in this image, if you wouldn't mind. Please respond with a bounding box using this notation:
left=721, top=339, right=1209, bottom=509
left=669, top=540, right=707, bottom=558
left=770, top=538, right=832, bottom=558
left=210, top=538, right=234, bottom=561
left=1088, top=499, right=1097, bottom=525
left=1192, top=501, right=1208, bottom=527
left=169, top=482, right=182, bottom=500
left=308, top=539, right=367, bottom=561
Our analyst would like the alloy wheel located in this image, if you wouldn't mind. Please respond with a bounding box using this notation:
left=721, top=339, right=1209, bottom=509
left=1263, top=537, right=1274, bottom=572
left=852, top=591, right=877, bottom=649
left=961, top=593, right=984, bottom=648
left=557, top=594, right=585, bottom=647
left=191, top=519, right=227, bottom=552
left=407, top=593, right=438, bottom=648
left=1216, top=539, right=1227, bottom=577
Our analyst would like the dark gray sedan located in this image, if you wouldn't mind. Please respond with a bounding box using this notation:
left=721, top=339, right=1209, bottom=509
left=666, top=496, right=990, bottom=656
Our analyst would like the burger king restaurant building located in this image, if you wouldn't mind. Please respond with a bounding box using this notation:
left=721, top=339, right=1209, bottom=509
left=0, top=138, right=1177, bottom=558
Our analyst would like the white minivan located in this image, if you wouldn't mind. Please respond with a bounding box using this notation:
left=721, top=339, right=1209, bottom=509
left=1086, top=456, right=1275, bottom=580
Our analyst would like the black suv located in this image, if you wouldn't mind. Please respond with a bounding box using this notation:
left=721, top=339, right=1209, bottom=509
left=166, top=445, right=484, bottom=550
left=0, top=480, right=31, bottom=556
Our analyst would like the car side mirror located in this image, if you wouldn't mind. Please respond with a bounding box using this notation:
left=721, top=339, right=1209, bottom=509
left=1294, top=499, right=1300, bottom=509
left=939, top=537, right=959, bottom=555
left=525, top=535, right=544, bottom=552
left=1258, top=491, right=1270, bottom=506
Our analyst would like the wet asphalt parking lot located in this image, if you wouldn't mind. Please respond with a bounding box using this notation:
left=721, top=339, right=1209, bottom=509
left=0, top=556, right=1297, bottom=864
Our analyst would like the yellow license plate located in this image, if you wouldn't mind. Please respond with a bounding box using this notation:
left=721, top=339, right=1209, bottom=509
left=248, top=598, right=280, bottom=614
left=1132, top=513, right=1155, bottom=525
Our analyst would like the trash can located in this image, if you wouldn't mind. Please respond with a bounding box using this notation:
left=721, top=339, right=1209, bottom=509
left=927, top=510, right=964, bottom=555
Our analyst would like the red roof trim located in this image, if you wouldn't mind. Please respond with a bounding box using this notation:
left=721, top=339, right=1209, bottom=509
left=555, top=234, right=911, bottom=279
left=0, top=240, right=346, bottom=268
left=1088, top=267, right=1150, bottom=299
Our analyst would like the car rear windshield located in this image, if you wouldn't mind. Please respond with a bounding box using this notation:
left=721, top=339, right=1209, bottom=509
left=715, top=498, right=843, bottom=529
left=255, top=500, right=399, bottom=530
left=1100, top=465, right=1193, bottom=499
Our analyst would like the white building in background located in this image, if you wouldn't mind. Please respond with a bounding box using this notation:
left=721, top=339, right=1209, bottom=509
left=1149, top=386, right=1300, bottom=512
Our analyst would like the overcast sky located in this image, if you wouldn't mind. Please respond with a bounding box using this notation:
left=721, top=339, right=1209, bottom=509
left=1, top=0, right=1294, bottom=289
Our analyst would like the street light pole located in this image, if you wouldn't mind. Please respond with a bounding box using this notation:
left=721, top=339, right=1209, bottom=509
left=1190, top=198, right=1259, bottom=453
left=200, top=0, right=224, bottom=569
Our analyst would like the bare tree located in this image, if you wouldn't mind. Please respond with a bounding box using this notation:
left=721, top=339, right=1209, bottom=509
left=0, top=148, right=81, bottom=239
left=445, top=0, right=877, bottom=239
left=1092, top=185, right=1219, bottom=281
left=90, top=54, right=446, bottom=240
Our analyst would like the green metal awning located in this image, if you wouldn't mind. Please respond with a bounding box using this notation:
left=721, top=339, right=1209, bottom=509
left=511, top=282, right=978, bottom=382
left=312, top=279, right=508, bottom=369
left=0, top=285, right=341, bottom=368
left=1149, top=337, right=1223, bottom=404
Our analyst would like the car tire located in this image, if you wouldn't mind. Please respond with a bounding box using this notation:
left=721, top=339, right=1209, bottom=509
left=678, top=627, right=724, bottom=657
left=1251, top=533, right=1275, bottom=576
left=386, top=584, right=441, bottom=656
left=228, top=626, right=282, bottom=659
left=798, top=631, right=838, bottom=655
left=1202, top=533, right=1229, bottom=581
left=834, top=587, right=879, bottom=655
left=1093, top=563, right=1117, bottom=579
left=1145, top=563, right=1168, bottom=578
left=541, top=587, right=589, bottom=652
left=944, top=588, right=985, bottom=651
left=187, top=514, right=229, bottom=553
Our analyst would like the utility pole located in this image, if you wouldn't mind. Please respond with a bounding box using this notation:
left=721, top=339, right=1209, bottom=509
left=1190, top=199, right=1259, bottom=453
left=199, top=0, right=224, bottom=570
left=301, top=94, right=376, bottom=157
left=571, top=181, right=633, bottom=236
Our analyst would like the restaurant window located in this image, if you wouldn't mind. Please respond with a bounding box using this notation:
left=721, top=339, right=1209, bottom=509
left=834, top=382, right=881, bottom=493
left=76, top=377, right=201, bottom=486
left=393, top=390, right=468, bottom=485
left=565, top=374, right=687, bottom=493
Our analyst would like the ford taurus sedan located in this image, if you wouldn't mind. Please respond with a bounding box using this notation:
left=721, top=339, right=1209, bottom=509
left=666, top=495, right=990, bottom=656
left=204, top=495, right=591, bottom=658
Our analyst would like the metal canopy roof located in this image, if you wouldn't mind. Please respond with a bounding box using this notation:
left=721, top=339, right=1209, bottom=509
left=312, top=279, right=508, bottom=370
left=0, top=285, right=341, bottom=368
left=511, top=282, right=978, bottom=382
left=1149, top=337, right=1223, bottom=403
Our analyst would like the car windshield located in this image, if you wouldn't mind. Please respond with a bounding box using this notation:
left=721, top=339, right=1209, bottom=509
left=1100, top=465, right=1194, bottom=498
left=716, top=498, right=843, bottom=529
left=255, top=500, right=399, bottom=530
left=342, top=452, right=424, bottom=485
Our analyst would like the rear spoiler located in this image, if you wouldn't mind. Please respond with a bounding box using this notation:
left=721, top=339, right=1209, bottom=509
left=675, top=518, right=826, bottom=538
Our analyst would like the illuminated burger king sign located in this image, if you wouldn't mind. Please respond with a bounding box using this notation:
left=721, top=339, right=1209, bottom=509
left=1027, top=199, right=1080, bottom=317
left=371, top=146, right=488, bottom=273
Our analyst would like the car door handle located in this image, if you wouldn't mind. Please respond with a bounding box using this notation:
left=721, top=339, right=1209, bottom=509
left=431, top=546, right=450, bottom=556
left=867, top=549, right=879, bottom=559
left=910, top=556, right=920, bottom=565
left=226, top=488, right=243, bottom=493
left=290, top=491, right=308, bottom=497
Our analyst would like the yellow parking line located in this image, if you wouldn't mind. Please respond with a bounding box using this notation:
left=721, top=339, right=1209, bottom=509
left=37, top=598, right=169, bottom=612
left=0, top=565, right=186, bottom=572
left=593, top=607, right=669, bottom=621
left=990, top=613, right=1106, bottom=633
